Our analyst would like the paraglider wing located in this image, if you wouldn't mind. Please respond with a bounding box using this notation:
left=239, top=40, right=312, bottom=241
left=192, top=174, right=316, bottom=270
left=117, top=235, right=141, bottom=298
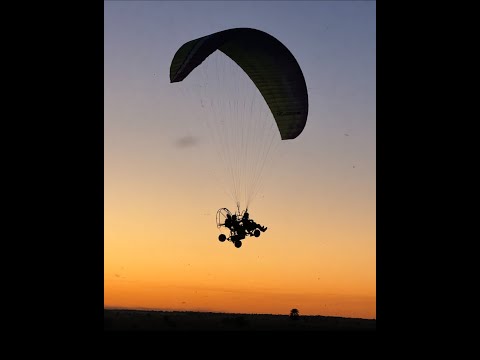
left=169, top=28, right=308, bottom=140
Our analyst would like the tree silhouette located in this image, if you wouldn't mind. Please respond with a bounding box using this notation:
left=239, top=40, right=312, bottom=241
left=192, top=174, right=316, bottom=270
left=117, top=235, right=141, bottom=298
left=290, top=308, right=300, bottom=320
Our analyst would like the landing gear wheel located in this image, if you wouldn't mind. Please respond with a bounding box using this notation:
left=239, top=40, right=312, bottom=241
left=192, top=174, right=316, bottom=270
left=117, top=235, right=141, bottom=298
left=234, top=240, right=242, bottom=248
left=218, top=234, right=226, bottom=242
left=254, top=229, right=261, bottom=237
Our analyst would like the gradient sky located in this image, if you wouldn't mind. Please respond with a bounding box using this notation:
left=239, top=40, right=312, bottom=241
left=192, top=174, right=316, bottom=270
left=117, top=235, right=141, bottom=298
left=104, top=1, right=376, bottom=319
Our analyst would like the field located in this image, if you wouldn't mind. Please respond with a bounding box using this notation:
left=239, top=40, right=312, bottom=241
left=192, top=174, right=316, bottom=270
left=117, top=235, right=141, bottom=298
left=104, top=309, right=376, bottom=331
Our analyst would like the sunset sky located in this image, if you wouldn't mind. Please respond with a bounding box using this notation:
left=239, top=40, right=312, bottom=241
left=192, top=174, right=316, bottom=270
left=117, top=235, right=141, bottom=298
left=104, top=1, right=376, bottom=319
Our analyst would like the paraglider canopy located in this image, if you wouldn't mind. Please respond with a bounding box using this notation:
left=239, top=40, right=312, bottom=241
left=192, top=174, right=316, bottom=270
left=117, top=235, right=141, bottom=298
left=170, top=27, right=308, bottom=140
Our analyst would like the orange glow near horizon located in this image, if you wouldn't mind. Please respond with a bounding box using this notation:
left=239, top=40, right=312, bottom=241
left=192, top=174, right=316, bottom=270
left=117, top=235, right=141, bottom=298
left=104, top=181, right=376, bottom=318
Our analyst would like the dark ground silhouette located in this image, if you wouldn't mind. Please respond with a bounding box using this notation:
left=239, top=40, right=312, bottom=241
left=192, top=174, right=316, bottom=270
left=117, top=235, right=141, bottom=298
left=104, top=309, right=376, bottom=331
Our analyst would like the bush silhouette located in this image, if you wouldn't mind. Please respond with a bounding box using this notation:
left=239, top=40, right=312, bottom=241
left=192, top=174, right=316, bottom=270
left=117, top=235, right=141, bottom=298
left=290, top=308, right=300, bottom=320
